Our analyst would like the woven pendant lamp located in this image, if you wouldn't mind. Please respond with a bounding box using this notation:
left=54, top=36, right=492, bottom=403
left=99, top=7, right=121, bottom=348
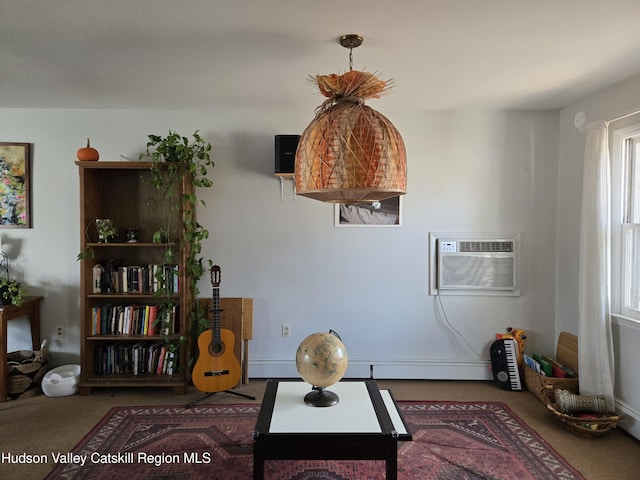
left=295, top=35, right=406, bottom=203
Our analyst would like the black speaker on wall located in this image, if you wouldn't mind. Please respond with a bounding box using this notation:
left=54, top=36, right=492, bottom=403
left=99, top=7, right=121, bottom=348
left=275, top=134, right=300, bottom=174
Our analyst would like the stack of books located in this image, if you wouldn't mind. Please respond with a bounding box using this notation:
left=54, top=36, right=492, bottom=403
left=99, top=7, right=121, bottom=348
left=523, top=353, right=577, bottom=378
left=94, top=342, right=177, bottom=376
left=91, top=304, right=178, bottom=336
left=92, top=261, right=179, bottom=294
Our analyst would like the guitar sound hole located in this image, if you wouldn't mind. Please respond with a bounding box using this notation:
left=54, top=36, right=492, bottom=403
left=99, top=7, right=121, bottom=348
left=209, top=342, right=225, bottom=356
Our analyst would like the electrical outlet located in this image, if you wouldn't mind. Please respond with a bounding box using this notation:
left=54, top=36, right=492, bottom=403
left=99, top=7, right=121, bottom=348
left=282, top=324, right=291, bottom=338
left=56, top=325, right=64, bottom=338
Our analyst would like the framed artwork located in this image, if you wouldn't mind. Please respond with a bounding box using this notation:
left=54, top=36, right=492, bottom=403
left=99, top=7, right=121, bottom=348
left=0, top=142, right=31, bottom=228
left=334, top=196, right=403, bottom=227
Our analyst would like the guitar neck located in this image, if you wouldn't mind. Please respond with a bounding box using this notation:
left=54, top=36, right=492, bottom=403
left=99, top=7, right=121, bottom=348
left=212, top=286, right=221, bottom=343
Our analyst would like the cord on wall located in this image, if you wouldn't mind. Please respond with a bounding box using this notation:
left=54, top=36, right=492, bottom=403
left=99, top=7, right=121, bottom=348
left=433, top=294, right=488, bottom=361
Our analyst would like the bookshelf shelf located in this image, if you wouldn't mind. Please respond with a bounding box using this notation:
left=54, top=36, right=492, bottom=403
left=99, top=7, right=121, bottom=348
left=87, top=242, right=177, bottom=248
left=77, top=161, right=192, bottom=395
left=84, top=375, right=184, bottom=389
left=86, top=334, right=182, bottom=341
left=86, top=294, right=180, bottom=299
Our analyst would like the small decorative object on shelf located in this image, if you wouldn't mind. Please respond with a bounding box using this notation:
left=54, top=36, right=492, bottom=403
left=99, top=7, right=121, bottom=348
left=95, top=218, right=117, bottom=243
left=125, top=227, right=139, bottom=243
left=77, top=138, right=99, bottom=161
left=152, top=227, right=169, bottom=244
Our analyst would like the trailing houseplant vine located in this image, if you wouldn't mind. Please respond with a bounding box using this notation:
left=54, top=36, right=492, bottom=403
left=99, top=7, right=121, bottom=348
left=142, top=130, right=214, bottom=357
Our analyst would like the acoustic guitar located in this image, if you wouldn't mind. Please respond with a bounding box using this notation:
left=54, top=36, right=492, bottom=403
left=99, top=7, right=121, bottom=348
left=192, top=265, right=241, bottom=393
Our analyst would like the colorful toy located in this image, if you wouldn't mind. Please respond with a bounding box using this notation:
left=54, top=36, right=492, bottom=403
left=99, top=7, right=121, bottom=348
left=495, top=327, right=527, bottom=366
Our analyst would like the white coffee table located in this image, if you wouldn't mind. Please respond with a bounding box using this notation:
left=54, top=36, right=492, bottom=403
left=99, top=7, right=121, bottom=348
left=253, top=380, right=411, bottom=479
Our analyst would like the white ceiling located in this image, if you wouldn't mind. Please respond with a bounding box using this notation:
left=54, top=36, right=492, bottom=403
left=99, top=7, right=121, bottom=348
left=3, top=0, right=640, bottom=112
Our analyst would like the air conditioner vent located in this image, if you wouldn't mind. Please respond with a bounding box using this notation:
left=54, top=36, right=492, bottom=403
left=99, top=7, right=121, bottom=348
left=459, top=241, right=514, bottom=253
left=430, top=234, right=520, bottom=296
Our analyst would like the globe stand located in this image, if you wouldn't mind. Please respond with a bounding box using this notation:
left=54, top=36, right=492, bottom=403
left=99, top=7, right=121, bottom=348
left=304, top=386, right=339, bottom=407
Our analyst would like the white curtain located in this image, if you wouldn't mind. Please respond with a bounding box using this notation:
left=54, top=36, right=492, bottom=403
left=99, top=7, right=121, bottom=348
left=578, top=121, right=615, bottom=407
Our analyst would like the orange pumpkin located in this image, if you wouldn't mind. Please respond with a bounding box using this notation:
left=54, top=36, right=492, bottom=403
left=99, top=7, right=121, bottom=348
left=77, top=138, right=99, bottom=161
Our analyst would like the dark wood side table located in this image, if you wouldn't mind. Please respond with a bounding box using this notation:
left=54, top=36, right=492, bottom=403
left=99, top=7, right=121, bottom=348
left=253, top=379, right=412, bottom=480
left=0, top=296, right=43, bottom=402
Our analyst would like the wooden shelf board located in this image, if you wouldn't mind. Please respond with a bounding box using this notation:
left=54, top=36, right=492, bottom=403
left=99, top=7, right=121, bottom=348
left=86, top=293, right=179, bottom=299
left=76, top=161, right=154, bottom=169
left=87, top=242, right=175, bottom=248
left=86, top=334, right=182, bottom=341
left=80, top=377, right=182, bottom=386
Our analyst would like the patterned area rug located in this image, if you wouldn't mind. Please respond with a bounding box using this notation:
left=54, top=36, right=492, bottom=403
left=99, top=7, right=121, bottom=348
left=45, top=401, right=584, bottom=480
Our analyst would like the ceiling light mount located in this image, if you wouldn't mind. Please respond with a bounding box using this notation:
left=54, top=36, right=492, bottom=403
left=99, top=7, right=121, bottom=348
left=339, top=34, right=363, bottom=50
left=339, top=34, right=363, bottom=72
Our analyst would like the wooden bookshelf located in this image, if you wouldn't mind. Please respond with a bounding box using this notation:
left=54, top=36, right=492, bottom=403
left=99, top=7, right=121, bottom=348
left=76, top=161, right=192, bottom=395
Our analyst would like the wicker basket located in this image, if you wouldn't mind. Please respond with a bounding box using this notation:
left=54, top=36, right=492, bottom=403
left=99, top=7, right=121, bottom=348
left=7, top=340, right=49, bottom=400
left=541, top=385, right=621, bottom=437
left=524, top=332, right=579, bottom=403
left=524, top=364, right=579, bottom=403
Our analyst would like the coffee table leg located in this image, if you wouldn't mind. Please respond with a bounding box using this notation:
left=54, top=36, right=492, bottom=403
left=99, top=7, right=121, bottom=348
left=386, top=452, right=397, bottom=480
left=253, top=453, right=264, bottom=480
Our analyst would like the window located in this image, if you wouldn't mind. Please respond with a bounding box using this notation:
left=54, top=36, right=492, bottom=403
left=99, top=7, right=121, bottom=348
left=612, top=124, right=640, bottom=320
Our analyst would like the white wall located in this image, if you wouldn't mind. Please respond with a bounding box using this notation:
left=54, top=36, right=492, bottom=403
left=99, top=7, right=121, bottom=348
left=558, top=72, right=640, bottom=439
left=1, top=108, right=559, bottom=380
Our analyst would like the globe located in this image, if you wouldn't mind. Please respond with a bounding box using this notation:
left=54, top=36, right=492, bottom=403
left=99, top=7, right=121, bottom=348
left=295, top=330, right=348, bottom=407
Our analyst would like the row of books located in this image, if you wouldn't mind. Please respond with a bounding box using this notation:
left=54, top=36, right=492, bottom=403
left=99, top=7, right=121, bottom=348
left=524, top=353, right=577, bottom=378
left=92, top=260, right=179, bottom=294
left=94, top=342, right=177, bottom=376
left=91, top=303, right=178, bottom=336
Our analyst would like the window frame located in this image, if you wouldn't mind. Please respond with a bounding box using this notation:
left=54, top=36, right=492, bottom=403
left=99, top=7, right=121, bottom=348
left=611, top=123, right=640, bottom=321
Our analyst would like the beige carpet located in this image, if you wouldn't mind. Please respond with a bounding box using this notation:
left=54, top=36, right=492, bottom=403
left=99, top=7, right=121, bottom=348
left=1, top=379, right=638, bottom=480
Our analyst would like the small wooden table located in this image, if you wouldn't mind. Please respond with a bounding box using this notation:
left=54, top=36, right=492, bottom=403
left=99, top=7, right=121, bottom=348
left=253, top=380, right=412, bottom=480
left=0, top=296, right=43, bottom=402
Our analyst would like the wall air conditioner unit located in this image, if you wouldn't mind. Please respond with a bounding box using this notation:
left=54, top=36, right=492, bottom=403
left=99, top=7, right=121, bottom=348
left=434, top=236, right=519, bottom=296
